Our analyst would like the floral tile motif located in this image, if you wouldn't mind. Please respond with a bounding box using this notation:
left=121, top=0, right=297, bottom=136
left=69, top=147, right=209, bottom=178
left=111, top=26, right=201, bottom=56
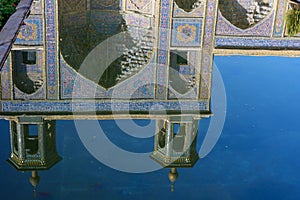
left=171, top=18, right=202, bottom=47
left=15, top=16, right=43, bottom=45
left=273, top=0, right=287, bottom=37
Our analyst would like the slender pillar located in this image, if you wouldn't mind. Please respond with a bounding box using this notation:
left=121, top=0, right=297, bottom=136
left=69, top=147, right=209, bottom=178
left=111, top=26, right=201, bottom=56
left=165, top=121, right=172, bottom=162
left=17, top=123, right=25, bottom=162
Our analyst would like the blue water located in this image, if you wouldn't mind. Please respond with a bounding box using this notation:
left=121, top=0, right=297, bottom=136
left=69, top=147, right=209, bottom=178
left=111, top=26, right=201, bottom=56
left=1, top=56, right=300, bottom=199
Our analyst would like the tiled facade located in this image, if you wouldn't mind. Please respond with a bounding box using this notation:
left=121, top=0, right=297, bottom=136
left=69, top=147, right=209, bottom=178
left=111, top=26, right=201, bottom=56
left=1, top=0, right=299, bottom=115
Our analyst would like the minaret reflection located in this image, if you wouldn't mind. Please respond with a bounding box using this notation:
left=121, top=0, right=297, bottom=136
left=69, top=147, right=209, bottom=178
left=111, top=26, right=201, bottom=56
left=6, top=117, right=61, bottom=198
left=150, top=116, right=199, bottom=192
left=168, top=168, right=178, bottom=192
left=29, top=170, right=40, bottom=199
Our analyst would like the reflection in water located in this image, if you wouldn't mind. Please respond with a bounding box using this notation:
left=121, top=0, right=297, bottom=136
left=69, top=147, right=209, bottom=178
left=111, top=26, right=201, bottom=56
left=168, top=168, right=178, bottom=192
left=6, top=116, right=201, bottom=195
left=29, top=171, right=40, bottom=199
left=7, top=117, right=61, bottom=171
left=150, top=117, right=200, bottom=191
left=7, top=117, right=62, bottom=198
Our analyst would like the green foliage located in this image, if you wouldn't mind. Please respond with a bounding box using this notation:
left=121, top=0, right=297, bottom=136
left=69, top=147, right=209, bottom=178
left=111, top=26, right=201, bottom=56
left=286, top=8, right=300, bottom=36
left=0, top=0, right=20, bottom=29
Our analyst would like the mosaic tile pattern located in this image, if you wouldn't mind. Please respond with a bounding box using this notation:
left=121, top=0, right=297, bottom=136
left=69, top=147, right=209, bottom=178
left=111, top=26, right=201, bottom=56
left=216, top=11, right=275, bottom=37
left=15, top=16, right=44, bottom=45
left=14, top=87, right=46, bottom=100
left=1, top=58, right=11, bottom=100
left=171, top=18, right=203, bottom=47
left=1, top=101, right=208, bottom=112
left=123, top=13, right=152, bottom=28
left=30, top=0, right=43, bottom=15
left=273, top=0, right=287, bottom=37
left=156, top=0, right=172, bottom=99
left=60, top=55, right=156, bottom=99
left=173, top=1, right=205, bottom=18
left=46, top=0, right=59, bottom=99
left=126, top=0, right=153, bottom=14
left=0, top=0, right=214, bottom=114
left=215, top=37, right=300, bottom=49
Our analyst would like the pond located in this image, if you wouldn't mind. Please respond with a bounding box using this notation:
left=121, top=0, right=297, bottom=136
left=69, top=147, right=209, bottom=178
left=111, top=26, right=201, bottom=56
left=1, top=56, right=300, bottom=199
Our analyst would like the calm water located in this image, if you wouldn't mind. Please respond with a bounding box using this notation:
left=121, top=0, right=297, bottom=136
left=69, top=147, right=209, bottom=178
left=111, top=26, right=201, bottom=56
left=1, top=56, right=300, bottom=199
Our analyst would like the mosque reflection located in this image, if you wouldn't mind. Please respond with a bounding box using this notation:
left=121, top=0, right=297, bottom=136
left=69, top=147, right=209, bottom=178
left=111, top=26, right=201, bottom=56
left=7, top=115, right=201, bottom=195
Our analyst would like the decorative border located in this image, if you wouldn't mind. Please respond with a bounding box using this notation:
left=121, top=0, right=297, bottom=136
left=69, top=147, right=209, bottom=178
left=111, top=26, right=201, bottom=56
left=1, top=101, right=208, bottom=112
left=45, top=0, right=59, bottom=99
left=200, top=0, right=217, bottom=100
left=273, top=0, right=287, bottom=37
left=215, top=36, right=300, bottom=49
left=156, top=0, right=172, bottom=99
